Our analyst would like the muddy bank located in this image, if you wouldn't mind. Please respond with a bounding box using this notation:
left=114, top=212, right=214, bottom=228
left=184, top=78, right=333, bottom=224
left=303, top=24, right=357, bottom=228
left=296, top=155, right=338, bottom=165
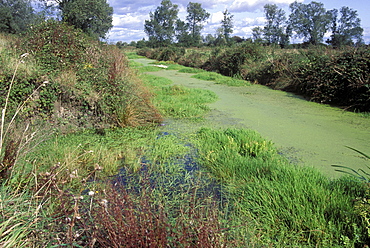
left=136, top=58, right=370, bottom=178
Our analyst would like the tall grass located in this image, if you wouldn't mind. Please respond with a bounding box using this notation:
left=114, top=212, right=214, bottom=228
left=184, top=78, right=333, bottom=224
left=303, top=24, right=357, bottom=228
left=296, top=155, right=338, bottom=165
left=194, top=128, right=369, bottom=246
left=142, top=74, right=217, bottom=119
left=192, top=71, right=251, bottom=86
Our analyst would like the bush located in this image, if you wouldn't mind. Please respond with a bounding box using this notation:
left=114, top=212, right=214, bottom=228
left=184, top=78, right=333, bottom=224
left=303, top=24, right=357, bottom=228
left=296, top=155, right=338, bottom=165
left=245, top=46, right=370, bottom=111
left=154, top=47, right=186, bottom=62
left=21, top=21, right=162, bottom=128
left=25, top=20, right=93, bottom=74
left=202, top=43, right=263, bottom=78
left=137, top=47, right=154, bottom=58
left=177, top=50, right=208, bottom=68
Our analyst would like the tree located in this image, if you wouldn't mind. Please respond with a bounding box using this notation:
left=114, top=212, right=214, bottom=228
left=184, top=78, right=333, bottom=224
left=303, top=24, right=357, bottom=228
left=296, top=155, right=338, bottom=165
left=0, top=0, right=34, bottom=33
left=203, top=33, right=216, bottom=46
left=220, top=9, right=234, bottom=44
left=327, top=7, right=363, bottom=47
left=263, top=4, right=288, bottom=45
left=289, top=1, right=331, bottom=45
left=186, top=2, right=210, bottom=46
left=58, top=0, right=113, bottom=39
left=252, top=27, right=264, bottom=43
left=175, top=19, right=192, bottom=46
left=144, top=0, right=179, bottom=47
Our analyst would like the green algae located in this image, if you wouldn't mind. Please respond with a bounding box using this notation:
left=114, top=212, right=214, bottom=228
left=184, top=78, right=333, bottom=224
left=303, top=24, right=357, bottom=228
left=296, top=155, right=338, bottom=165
left=135, top=58, right=370, bottom=178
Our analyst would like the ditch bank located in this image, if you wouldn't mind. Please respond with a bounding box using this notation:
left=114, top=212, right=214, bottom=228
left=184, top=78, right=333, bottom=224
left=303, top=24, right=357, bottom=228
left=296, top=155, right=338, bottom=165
left=135, top=58, right=370, bottom=178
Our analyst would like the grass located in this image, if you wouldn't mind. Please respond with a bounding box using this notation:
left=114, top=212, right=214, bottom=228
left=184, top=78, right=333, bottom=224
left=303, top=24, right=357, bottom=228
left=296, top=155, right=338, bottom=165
left=124, top=52, right=145, bottom=59
left=178, top=67, right=205, bottom=73
left=193, top=127, right=369, bottom=246
left=192, top=71, right=251, bottom=86
left=2, top=39, right=370, bottom=246
left=142, top=74, right=218, bottom=119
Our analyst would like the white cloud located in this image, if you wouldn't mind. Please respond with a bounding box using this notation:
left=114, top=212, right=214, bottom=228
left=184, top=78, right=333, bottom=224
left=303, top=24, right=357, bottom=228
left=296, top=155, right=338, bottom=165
left=112, top=13, right=145, bottom=27
left=107, top=27, right=146, bottom=43
left=242, top=17, right=266, bottom=26
left=209, top=11, right=224, bottom=24
left=229, top=0, right=302, bottom=13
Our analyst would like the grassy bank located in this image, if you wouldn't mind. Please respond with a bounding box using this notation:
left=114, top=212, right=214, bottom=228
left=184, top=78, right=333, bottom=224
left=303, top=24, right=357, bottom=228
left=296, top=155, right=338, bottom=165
left=1, top=26, right=370, bottom=246
left=194, top=128, right=369, bottom=246
left=138, top=44, right=370, bottom=112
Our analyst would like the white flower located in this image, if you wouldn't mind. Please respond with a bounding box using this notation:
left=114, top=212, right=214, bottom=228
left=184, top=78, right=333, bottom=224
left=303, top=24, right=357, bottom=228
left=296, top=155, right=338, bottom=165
left=20, top=53, right=29, bottom=58
left=88, top=191, right=95, bottom=196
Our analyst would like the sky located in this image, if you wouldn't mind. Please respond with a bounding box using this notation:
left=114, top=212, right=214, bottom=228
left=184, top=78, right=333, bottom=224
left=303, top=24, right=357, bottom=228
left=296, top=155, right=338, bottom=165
left=105, top=0, right=370, bottom=44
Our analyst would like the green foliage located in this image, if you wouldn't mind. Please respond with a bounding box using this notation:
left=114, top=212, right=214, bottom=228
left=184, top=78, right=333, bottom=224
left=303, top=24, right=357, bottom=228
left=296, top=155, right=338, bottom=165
left=152, top=46, right=186, bottom=62
left=263, top=4, right=288, bottom=45
left=0, top=186, right=35, bottom=247
left=246, top=46, right=370, bottom=111
left=0, top=0, right=34, bottom=34
left=195, top=127, right=370, bottom=246
left=220, top=9, right=234, bottom=43
left=206, top=43, right=263, bottom=77
left=288, top=1, right=332, bottom=45
left=192, top=71, right=250, bottom=86
left=296, top=47, right=370, bottom=111
left=186, top=2, right=210, bottom=46
left=25, top=20, right=92, bottom=73
left=142, top=74, right=217, bottom=119
left=137, top=47, right=155, bottom=58
left=58, top=0, right=113, bottom=39
left=144, top=0, right=179, bottom=47
left=178, top=67, right=204, bottom=73
left=22, top=21, right=162, bottom=127
left=327, top=7, right=363, bottom=47
left=177, top=49, right=209, bottom=68
left=332, top=148, right=370, bottom=241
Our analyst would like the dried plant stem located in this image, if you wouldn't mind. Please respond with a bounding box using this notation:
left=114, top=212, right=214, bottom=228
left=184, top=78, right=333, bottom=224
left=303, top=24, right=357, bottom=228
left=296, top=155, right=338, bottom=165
left=0, top=57, right=21, bottom=155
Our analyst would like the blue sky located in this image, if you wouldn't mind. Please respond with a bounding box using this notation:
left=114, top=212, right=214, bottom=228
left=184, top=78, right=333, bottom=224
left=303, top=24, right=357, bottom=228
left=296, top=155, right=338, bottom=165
left=104, top=0, right=370, bottom=44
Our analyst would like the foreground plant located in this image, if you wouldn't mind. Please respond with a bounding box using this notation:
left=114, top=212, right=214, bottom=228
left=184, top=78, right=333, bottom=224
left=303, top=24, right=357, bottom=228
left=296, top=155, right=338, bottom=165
left=0, top=52, right=48, bottom=181
left=332, top=146, right=370, bottom=182
left=195, top=128, right=369, bottom=246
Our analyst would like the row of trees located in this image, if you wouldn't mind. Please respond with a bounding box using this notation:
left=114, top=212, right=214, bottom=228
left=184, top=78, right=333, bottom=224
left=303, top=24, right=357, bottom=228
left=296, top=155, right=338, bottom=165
left=0, top=0, right=113, bottom=39
left=142, top=0, right=363, bottom=48
left=144, top=0, right=218, bottom=47
left=253, top=2, right=363, bottom=47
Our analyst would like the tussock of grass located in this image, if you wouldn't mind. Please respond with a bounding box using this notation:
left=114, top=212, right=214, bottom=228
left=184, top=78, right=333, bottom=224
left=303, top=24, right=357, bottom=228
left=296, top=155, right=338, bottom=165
left=143, top=74, right=218, bottom=119
left=178, top=67, right=205, bottom=73
left=125, top=52, right=144, bottom=59
left=128, top=60, right=143, bottom=68
left=192, top=72, right=250, bottom=86
left=194, top=127, right=369, bottom=246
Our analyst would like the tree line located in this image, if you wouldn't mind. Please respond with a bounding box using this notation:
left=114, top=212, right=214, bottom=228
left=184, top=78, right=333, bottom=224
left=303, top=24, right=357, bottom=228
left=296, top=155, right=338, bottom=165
left=138, top=0, right=363, bottom=48
left=0, top=0, right=113, bottom=39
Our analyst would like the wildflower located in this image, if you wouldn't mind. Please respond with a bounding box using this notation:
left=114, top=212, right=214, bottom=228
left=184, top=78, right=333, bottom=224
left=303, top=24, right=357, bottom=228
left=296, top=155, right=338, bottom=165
left=20, top=53, right=29, bottom=58
left=88, top=191, right=95, bottom=196
left=95, top=164, right=102, bottom=171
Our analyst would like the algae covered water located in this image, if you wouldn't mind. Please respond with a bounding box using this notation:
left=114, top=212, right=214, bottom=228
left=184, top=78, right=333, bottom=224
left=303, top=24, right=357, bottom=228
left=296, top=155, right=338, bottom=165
left=136, top=58, right=370, bottom=178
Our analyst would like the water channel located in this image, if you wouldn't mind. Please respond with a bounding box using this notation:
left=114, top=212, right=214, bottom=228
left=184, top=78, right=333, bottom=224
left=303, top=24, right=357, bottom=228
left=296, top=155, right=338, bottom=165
left=135, top=58, right=370, bottom=178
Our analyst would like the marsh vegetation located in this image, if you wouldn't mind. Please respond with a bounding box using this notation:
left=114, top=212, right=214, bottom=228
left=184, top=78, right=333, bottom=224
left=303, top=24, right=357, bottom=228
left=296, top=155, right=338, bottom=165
left=1, top=24, right=370, bottom=247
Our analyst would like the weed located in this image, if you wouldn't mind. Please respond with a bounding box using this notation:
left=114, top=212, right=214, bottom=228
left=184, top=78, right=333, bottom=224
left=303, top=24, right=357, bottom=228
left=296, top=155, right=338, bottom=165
left=332, top=147, right=370, bottom=182
left=195, top=127, right=369, bottom=246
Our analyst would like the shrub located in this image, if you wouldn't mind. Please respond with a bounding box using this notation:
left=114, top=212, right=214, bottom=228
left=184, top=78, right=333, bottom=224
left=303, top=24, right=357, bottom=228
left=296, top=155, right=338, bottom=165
left=177, top=50, right=208, bottom=68
left=245, top=46, right=370, bottom=111
left=25, top=20, right=94, bottom=74
left=21, top=21, right=162, bottom=128
left=137, top=47, right=154, bottom=58
left=154, top=47, right=186, bottom=62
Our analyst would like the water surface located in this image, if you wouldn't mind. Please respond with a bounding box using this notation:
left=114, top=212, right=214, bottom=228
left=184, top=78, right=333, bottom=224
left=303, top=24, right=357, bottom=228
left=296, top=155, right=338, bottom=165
left=136, top=58, right=370, bottom=178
